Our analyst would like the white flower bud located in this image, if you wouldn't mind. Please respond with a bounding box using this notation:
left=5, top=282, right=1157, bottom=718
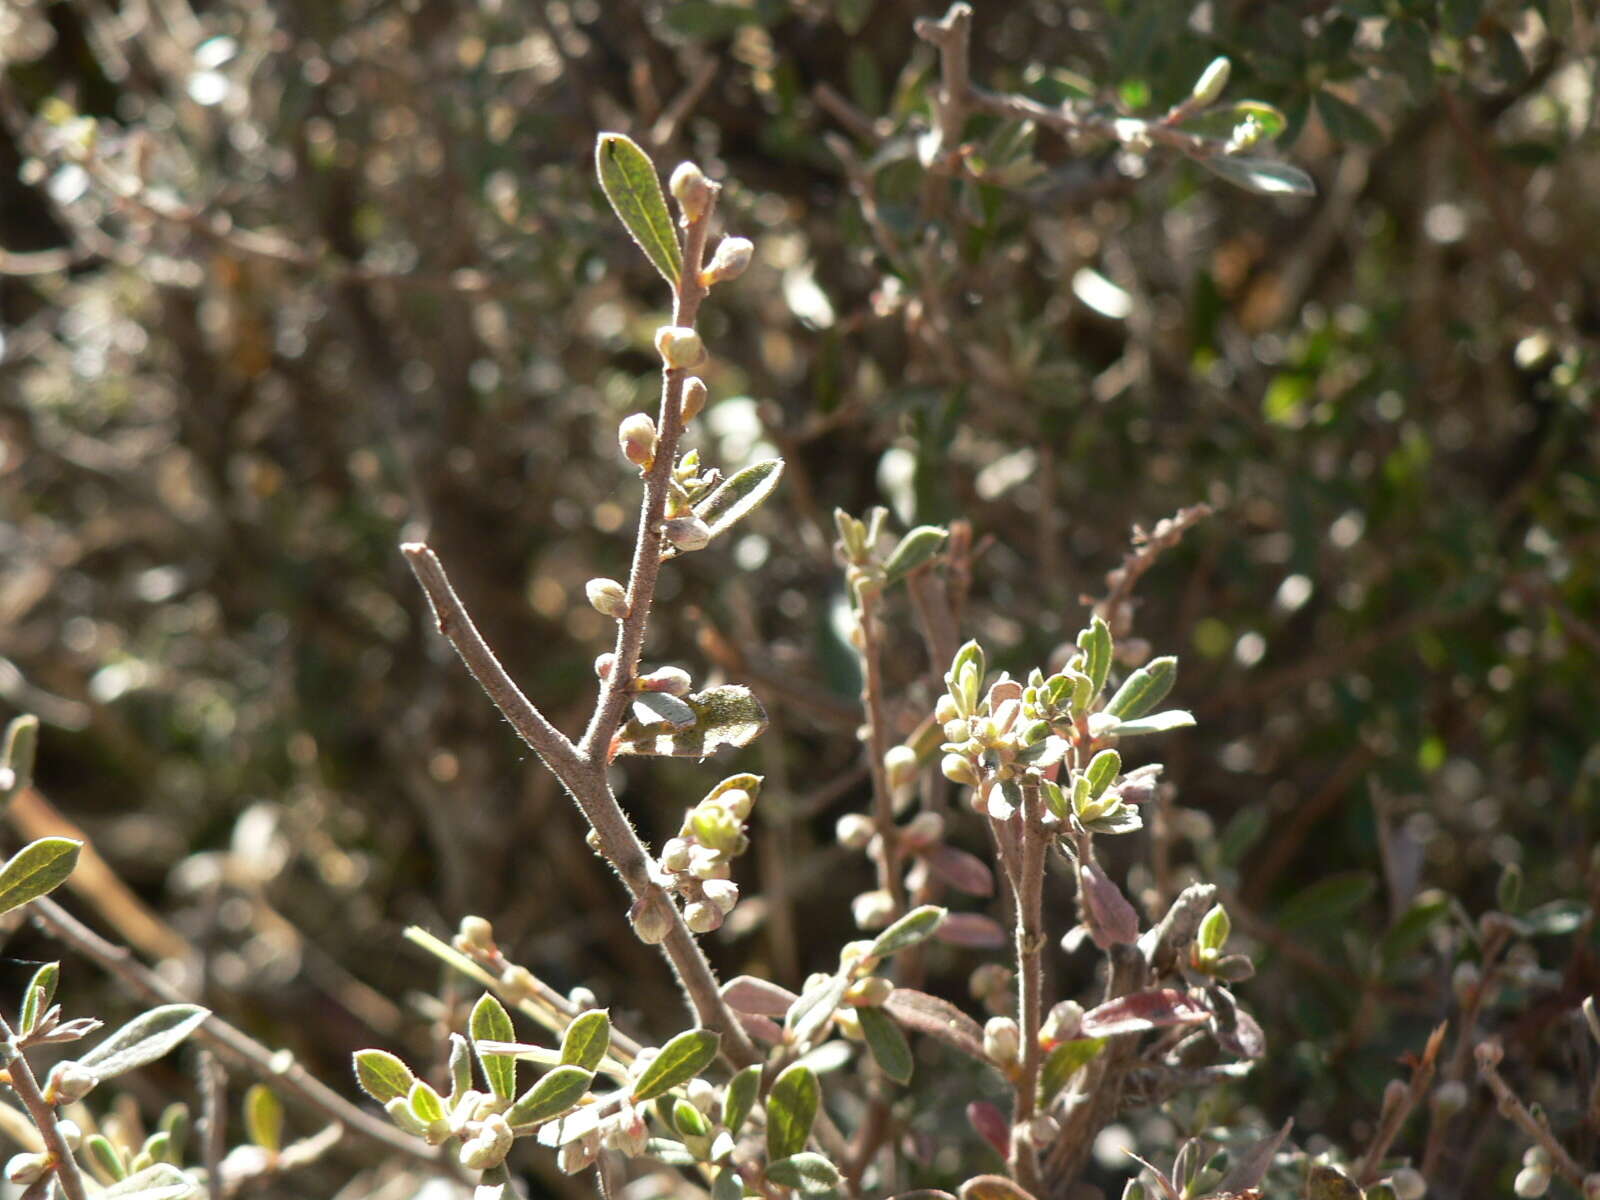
left=684, top=900, right=722, bottom=933
left=701, top=236, right=753, bottom=285
left=681, top=376, right=709, bottom=423
left=55, top=1120, right=81, bottom=1151
left=846, top=975, right=894, bottom=1007
left=664, top=515, right=712, bottom=551
left=630, top=895, right=674, bottom=945
left=687, top=1078, right=717, bottom=1114
left=45, top=1060, right=98, bottom=1105
left=935, top=695, right=960, bottom=724
left=941, top=754, right=980, bottom=787
left=655, top=325, right=706, bottom=370
left=902, top=810, right=945, bottom=849
left=661, top=837, right=693, bottom=872
left=5, top=1151, right=50, bottom=1185
left=1388, top=1167, right=1427, bottom=1200
left=1431, top=1080, right=1468, bottom=1117
left=458, top=1113, right=513, bottom=1170
left=637, top=665, right=692, bottom=695
left=943, top=718, right=970, bottom=742
left=594, top=652, right=616, bottom=680
left=718, top=788, right=753, bottom=820
left=1452, top=960, right=1481, bottom=1001
left=1190, top=56, right=1231, bottom=107
left=701, top=878, right=739, bottom=915
left=455, top=915, right=494, bottom=953
left=851, top=889, right=896, bottom=930
left=884, top=745, right=919, bottom=790
left=984, top=1016, right=1021, bottom=1067
left=605, top=1105, right=649, bottom=1157
left=1514, top=1165, right=1551, bottom=1198
left=618, top=413, right=657, bottom=469
left=568, top=986, right=597, bottom=1010
left=557, top=1131, right=601, bottom=1175
left=585, top=577, right=630, bottom=619
left=836, top=813, right=875, bottom=850
left=1040, top=1000, right=1084, bottom=1046
left=670, top=162, right=713, bottom=221
left=1029, top=1114, right=1060, bottom=1145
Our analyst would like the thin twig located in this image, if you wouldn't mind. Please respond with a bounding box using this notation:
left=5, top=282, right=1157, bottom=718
left=1355, top=1022, right=1445, bottom=1185
left=1008, top=781, right=1049, bottom=1194
left=1476, top=1040, right=1587, bottom=1188
left=858, top=585, right=908, bottom=915
left=197, top=1049, right=227, bottom=1200
left=0, top=1012, right=91, bottom=1200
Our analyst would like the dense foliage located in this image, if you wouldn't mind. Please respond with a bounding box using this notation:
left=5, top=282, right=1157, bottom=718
left=0, top=1, right=1595, bottom=1198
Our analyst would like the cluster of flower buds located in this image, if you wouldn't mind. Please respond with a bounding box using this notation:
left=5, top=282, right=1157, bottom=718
left=597, top=1099, right=650, bottom=1159
left=970, top=963, right=1017, bottom=1017
left=653, top=447, right=723, bottom=557
left=806, top=938, right=892, bottom=1043
left=451, top=914, right=544, bottom=1006
left=936, top=640, right=1056, bottom=820
left=655, top=774, right=761, bottom=933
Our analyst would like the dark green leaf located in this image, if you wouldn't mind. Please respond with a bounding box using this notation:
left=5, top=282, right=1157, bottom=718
left=869, top=905, right=946, bottom=958
left=766, top=1063, right=819, bottom=1160
left=856, top=1005, right=913, bottom=1083
left=882, top=525, right=947, bottom=584
left=1199, top=155, right=1317, bottom=198
left=614, top=685, right=769, bottom=757
left=560, top=1010, right=611, bottom=1072
left=1276, top=871, right=1376, bottom=932
left=1084, top=749, right=1120, bottom=798
left=631, top=1028, right=720, bottom=1101
left=694, top=460, right=785, bottom=542
left=1380, top=893, right=1451, bottom=968
left=508, top=1065, right=593, bottom=1127
left=1038, top=1037, right=1106, bottom=1105
left=1104, top=658, right=1178, bottom=720
left=595, top=133, right=682, bottom=286
left=723, top=1064, right=762, bottom=1134
left=0, top=837, right=81, bottom=915
left=243, top=1084, right=283, bottom=1154
left=353, top=1049, right=415, bottom=1103
left=767, top=1152, right=842, bottom=1193
left=80, top=1004, right=211, bottom=1080
left=471, top=993, right=518, bottom=1100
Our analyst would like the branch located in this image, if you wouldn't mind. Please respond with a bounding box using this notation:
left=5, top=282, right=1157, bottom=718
left=0, top=1012, right=90, bottom=1200
left=1476, top=1039, right=1586, bottom=1188
left=1008, top=780, right=1049, bottom=1194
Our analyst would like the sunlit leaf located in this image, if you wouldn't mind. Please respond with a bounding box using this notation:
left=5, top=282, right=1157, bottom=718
left=693, top=459, right=784, bottom=543
left=1199, top=155, right=1317, bottom=198
left=595, top=133, right=682, bottom=286
left=614, top=685, right=768, bottom=758
left=631, top=1029, right=719, bottom=1101
left=766, top=1063, right=818, bottom=1160
left=80, top=1004, right=210, bottom=1081
left=856, top=1006, right=913, bottom=1084
left=0, top=837, right=81, bottom=916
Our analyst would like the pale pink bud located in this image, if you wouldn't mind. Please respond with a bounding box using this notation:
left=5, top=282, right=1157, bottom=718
left=718, top=788, right=753, bottom=820
left=585, top=577, right=629, bottom=619
left=660, top=837, right=692, bottom=872
left=4, top=1152, right=49, bottom=1186
left=681, top=376, right=708, bottom=423
left=684, top=900, right=722, bottom=933
left=701, top=236, right=753, bottom=285
left=845, top=976, right=894, bottom=1007
left=664, top=515, right=712, bottom=551
left=630, top=895, right=673, bottom=945
left=902, top=810, right=945, bottom=849
left=852, top=889, right=895, bottom=930
left=655, top=325, right=706, bottom=370
left=618, top=413, right=657, bottom=469
left=983, top=1016, right=1021, bottom=1067
left=594, top=652, right=616, bottom=680
left=836, top=813, right=875, bottom=850
left=557, top=1131, right=601, bottom=1175
left=637, top=666, right=692, bottom=695
left=45, top=1060, right=97, bottom=1105
left=669, top=162, right=713, bottom=221
left=701, top=878, right=739, bottom=915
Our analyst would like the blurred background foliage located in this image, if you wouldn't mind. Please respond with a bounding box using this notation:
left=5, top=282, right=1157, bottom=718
left=0, top=0, right=1596, bottom=1196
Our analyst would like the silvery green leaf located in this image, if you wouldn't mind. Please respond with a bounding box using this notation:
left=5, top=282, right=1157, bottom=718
left=1082, top=806, right=1144, bottom=836
left=1077, top=616, right=1113, bottom=697
left=560, top=1010, right=611, bottom=1072
left=1104, top=657, right=1177, bottom=720
left=614, top=686, right=768, bottom=758
left=102, top=1163, right=201, bottom=1199
left=856, top=1006, right=913, bottom=1084
left=1084, top=749, right=1121, bottom=797
left=0, top=837, right=81, bottom=916
left=722, top=1064, right=761, bottom=1135
left=470, top=993, right=518, bottom=1100
left=1199, top=155, right=1316, bottom=197
left=786, top=971, right=850, bottom=1045
left=882, top=525, right=947, bottom=584
left=595, top=133, right=682, bottom=285
left=631, top=1028, right=719, bottom=1101
left=766, top=1152, right=842, bottom=1193
left=19, top=961, right=58, bottom=1035
left=1110, top=710, right=1196, bottom=737
left=713, top=1164, right=745, bottom=1200
left=507, top=1065, right=593, bottom=1127
left=631, top=691, right=697, bottom=729
left=693, top=459, right=784, bottom=542
left=765, top=1063, right=818, bottom=1161
left=644, top=1138, right=697, bottom=1166
left=869, top=905, right=947, bottom=958
left=353, top=1049, right=415, bottom=1102
left=79, top=1004, right=210, bottom=1080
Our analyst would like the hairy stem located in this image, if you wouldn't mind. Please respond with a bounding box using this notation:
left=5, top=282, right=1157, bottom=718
left=1008, top=779, right=1048, bottom=1193
left=858, top=585, right=907, bottom=914
left=0, top=1013, right=89, bottom=1200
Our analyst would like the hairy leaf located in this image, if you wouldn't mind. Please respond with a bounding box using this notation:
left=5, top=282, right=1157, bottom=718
left=1104, top=657, right=1177, bottom=721
left=0, top=837, right=81, bottom=916
left=766, top=1063, right=819, bottom=1160
left=1109, top=709, right=1196, bottom=737
left=507, top=1065, right=593, bottom=1127
left=882, top=525, right=948, bottom=584
left=722, top=975, right=800, bottom=1017
left=869, top=905, right=946, bottom=958
left=856, top=1005, right=913, bottom=1084
left=470, top=993, right=518, bottom=1100
left=559, top=1010, right=611, bottom=1072
left=1080, top=990, right=1209, bottom=1038
left=353, top=1049, right=415, bottom=1103
left=722, top=1063, right=761, bottom=1135
left=102, top=1163, right=201, bottom=1200
left=921, top=845, right=994, bottom=897
left=595, top=133, right=681, bottom=285
left=883, top=989, right=986, bottom=1061
left=631, top=1028, right=719, bottom=1101
left=614, top=686, right=768, bottom=758
left=80, top=1004, right=211, bottom=1080
left=932, top=912, right=1008, bottom=949
left=693, top=459, right=784, bottom=542
left=786, top=970, right=850, bottom=1046
left=767, top=1152, right=841, bottom=1193
left=243, top=1084, right=283, bottom=1154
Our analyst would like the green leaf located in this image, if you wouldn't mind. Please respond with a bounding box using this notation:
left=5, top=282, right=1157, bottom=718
left=1276, top=871, right=1376, bottom=933
left=1522, top=899, right=1589, bottom=936
left=673, top=1097, right=710, bottom=1138
left=868, top=905, right=946, bottom=958
left=595, top=133, right=682, bottom=286
left=1384, top=18, right=1435, bottom=100
left=507, top=1065, right=593, bottom=1127
left=1, top=714, right=39, bottom=802
left=723, top=1064, right=761, bottom=1135
left=644, top=1137, right=698, bottom=1166
left=882, top=525, right=948, bottom=585
left=243, top=1084, right=283, bottom=1154
left=663, top=1, right=767, bottom=39
left=1380, top=893, right=1451, bottom=969
left=1110, top=709, right=1196, bottom=737
left=1084, top=749, right=1120, bottom=799
left=1077, top=617, right=1113, bottom=698
left=102, top=1163, right=201, bottom=1200
left=767, top=1152, right=842, bottom=1193
left=614, top=685, right=769, bottom=757
left=80, top=1004, right=210, bottom=1080
left=471, top=993, right=518, bottom=1100
left=560, top=1010, right=611, bottom=1072
left=787, top=971, right=851, bottom=1045
left=856, top=1006, right=913, bottom=1084
left=1038, top=1037, right=1106, bottom=1106
left=1315, top=90, right=1381, bottom=144
left=1180, top=100, right=1288, bottom=143
left=86, top=1132, right=128, bottom=1182
left=766, top=1063, right=819, bottom=1161
left=631, top=1028, right=720, bottom=1101
left=408, top=1079, right=446, bottom=1125
left=19, top=961, right=59, bottom=1035
left=713, top=1165, right=745, bottom=1200
left=0, top=837, right=81, bottom=916
left=353, top=1049, right=416, bottom=1103
left=693, top=459, right=785, bottom=543
left=1199, top=155, right=1317, bottom=198
left=1306, top=1162, right=1362, bottom=1200
left=1104, top=658, right=1178, bottom=720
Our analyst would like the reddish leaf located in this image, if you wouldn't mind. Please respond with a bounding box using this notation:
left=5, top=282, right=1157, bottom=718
left=1079, top=861, right=1140, bottom=948
left=922, top=844, right=995, bottom=897
left=965, top=1104, right=1010, bottom=1158
left=1080, top=989, right=1210, bottom=1038
left=721, top=975, right=798, bottom=1017
left=734, top=1011, right=784, bottom=1044
left=960, top=1174, right=1038, bottom=1200
left=1209, top=1000, right=1267, bottom=1060
left=934, top=912, right=1008, bottom=949
left=883, top=989, right=986, bottom=1061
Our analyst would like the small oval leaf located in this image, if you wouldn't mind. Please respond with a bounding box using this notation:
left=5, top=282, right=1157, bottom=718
left=470, top=993, right=518, bottom=1100
left=0, top=837, right=81, bottom=916
left=243, top=1084, right=283, bottom=1154
left=1199, top=155, right=1316, bottom=197
left=507, top=1064, right=593, bottom=1127
left=765, top=1063, right=819, bottom=1161
left=1104, top=657, right=1177, bottom=720
left=560, top=1010, right=611, bottom=1072
left=353, top=1049, right=415, bottom=1103
left=595, top=133, right=682, bottom=286
left=79, top=1004, right=211, bottom=1081
left=856, top=1005, right=913, bottom=1084
left=722, top=1063, right=761, bottom=1135
left=767, top=1151, right=842, bottom=1193
left=882, top=525, right=948, bottom=585
left=869, top=905, right=947, bottom=958
left=693, top=459, right=785, bottom=542
left=631, top=1028, right=720, bottom=1101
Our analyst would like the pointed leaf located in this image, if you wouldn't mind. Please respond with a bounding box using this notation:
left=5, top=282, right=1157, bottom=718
left=408, top=1080, right=446, bottom=1124
left=693, top=459, right=785, bottom=542
left=883, top=526, right=948, bottom=585
left=722, top=975, right=800, bottom=1017
left=1109, top=710, right=1195, bottom=737
left=507, top=1064, right=592, bottom=1127
left=856, top=1006, right=913, bottom=1084
left=560, top=1010, right=611, bottom=1072
left=1199, top=155, right=1316, bottom=198
left=1084, top=749, right=1121, bottom=798
left=353, top=1049, right=416, bottom=1103
left=80, top=1004, right=210, bottom=1080
left=595, top=133, right=682, bottom=285
left=1079, top=862, right=1140, bottom=948
left=471, top=993, right=518, bottom=1100
left=869, top=905, right=946, bottom=958
left=767, top=1152, right=842, bottom=1193
left=631, top=1028, right=720, bottom=1101
left=632, top=692, right=697, bottom=729
left=722, top=1064, right=761, bottom=1135
left=1104, top=658, right=1177, bottom=720
left=921, top=845, right=993, bottom=896
left=20, top=961, right=59, bottom=1035
left=1080, top=990, right=1210, bottom=1038
left=243, top=1084, right=283, bottom=1154
left=1077, top=617, right=1113, bottom=698
left=614, top=685, right=768, bottom=757
left=883, top=989, right=986, bottom=1061
left=1038, top=1037, right=1106, bottom=1105
left=967, top=1103, right=1010, bottom=1157
left=0, top=837, right=81, bottom=916
left=786, top=971, right=851, bottom=1045
left=1215, top=1118, right=1293, bottom=1193
left=766, top=1063, right=818, bottom=1160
